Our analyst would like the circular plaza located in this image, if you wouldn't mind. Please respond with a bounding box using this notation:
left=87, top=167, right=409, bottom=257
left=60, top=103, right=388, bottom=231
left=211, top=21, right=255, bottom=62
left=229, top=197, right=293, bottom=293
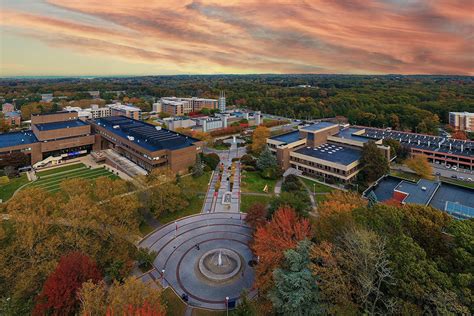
left=139, top=212, right=255, bottom=310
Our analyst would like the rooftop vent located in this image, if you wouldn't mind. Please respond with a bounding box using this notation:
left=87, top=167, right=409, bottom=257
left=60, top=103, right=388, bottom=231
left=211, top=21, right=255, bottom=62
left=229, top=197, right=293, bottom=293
left=421, top=186, right=427, bottom=191
left=113, top=125, right=120, bottom=129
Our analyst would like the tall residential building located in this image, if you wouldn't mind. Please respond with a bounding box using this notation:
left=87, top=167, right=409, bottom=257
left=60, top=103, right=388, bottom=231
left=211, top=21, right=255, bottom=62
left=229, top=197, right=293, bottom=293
left=158, top=97, right=218, bottom=116
left=449, top=112, right=474, bottom=132
left=218, top=91, right=226, bottom=113
left=107, top=103, right=142, bottom=120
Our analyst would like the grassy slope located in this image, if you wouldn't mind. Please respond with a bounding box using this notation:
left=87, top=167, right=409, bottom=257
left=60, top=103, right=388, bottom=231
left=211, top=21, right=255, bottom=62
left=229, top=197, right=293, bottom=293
left=0, top=173, right=30, bottom=202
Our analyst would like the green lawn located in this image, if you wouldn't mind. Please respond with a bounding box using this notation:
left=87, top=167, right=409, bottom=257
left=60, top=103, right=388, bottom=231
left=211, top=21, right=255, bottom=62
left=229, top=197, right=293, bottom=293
left=298, top=176, right=334, bottom=193
left=36, top=163, right=86, bottom=176
left=441, top=178, right=474, bottom=189
left=316, top=194, right=329, bottom=204
left=241, top=171, right=278, bottom=193
left=181, top=172, right=212, bottom=193
left=390, top=170, right=420, bottom=182
left=240, top=194, right=273, bottom=212
left=0, top=173, right=30, bottom=202
left=159, top=194, right=205, bottom=224
left=162, top=288, right=187, bottom=316
left=29, top=166, right=117, bottom=193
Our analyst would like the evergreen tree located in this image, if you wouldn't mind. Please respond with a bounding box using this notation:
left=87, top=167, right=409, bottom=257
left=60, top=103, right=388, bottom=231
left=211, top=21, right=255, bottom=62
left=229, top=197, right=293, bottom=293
left=269, top=239, right=322, bottom=316
left=256, top=146, right=277, bottom=171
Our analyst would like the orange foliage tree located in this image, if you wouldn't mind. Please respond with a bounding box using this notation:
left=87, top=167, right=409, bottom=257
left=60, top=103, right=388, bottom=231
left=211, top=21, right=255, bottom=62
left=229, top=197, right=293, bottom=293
left=251, top=207, right=312, bottom=312
left=315, top=191, right=367, bottom=241
left=451, top=130, right=468, bottom=140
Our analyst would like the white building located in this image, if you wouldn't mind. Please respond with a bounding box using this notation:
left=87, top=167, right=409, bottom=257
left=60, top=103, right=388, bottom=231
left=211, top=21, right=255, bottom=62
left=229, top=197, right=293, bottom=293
left=449, top=112, right=474, bottom=132
left=218, top=91, right=226, bottom=113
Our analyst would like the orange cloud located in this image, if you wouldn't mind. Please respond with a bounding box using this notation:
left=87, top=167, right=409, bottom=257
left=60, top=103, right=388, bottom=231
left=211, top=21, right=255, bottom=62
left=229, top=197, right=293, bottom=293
left=1, top=0, right=473, bottom=75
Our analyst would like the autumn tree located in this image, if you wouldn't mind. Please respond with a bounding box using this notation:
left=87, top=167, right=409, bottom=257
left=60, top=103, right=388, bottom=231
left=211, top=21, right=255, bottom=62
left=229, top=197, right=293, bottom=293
left=451, top=130, right=468, bottom=140
left=251, top=125, right=270, bottom=154
left=251, top=207, right=312, bottom=313
left=269, top=240, right=322, bottom=315
left=79, top=278, right=166, bottom=316
left=310, top=242, right=357, bottom=315
left=405, top=155, right=433, bottom=179
left=245, top=203, right=268, bottom=228
left=315, top=191, right=367, bottom=241
left=33, top=252, right=102, bottom=316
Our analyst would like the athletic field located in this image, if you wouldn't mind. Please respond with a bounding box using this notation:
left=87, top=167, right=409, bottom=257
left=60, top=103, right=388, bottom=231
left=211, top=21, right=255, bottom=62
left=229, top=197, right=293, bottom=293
left=29, top=163, right=118, bottom=193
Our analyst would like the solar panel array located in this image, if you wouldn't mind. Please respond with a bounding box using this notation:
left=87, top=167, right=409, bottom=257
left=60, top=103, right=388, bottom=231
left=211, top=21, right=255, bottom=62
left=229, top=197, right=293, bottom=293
left=311, top=143, right=345, bottom=155
left=99, top=116, right=195, bottom=151
left=361, top=128, right=474, bottom=157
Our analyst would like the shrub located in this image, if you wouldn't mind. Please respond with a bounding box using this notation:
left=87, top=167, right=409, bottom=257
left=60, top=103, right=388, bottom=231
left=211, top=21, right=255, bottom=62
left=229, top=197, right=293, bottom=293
left=261, top=166, right=281, bottom=180
left=202, top=153, right=220, bottom=170
left=241, top=154, right=256, bottom=167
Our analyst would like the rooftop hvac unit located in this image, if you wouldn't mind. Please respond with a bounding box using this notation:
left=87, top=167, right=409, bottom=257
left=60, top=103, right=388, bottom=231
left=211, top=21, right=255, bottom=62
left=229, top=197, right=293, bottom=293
left=127, top=136, right=135, bottom=141
left=113, top=125, right=120, bottom=129
left=155, top=126, right=162, bottom=130
left=421, top=186, right=427, bottom=191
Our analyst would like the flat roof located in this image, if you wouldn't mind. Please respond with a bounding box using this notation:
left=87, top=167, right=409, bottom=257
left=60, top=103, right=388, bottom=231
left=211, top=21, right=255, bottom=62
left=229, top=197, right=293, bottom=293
left=0, top=131, right=38, bottom=149
left=294, top=143, right=361, bottom=165
left=394, top=179, right=439, bottom=205
left=35, top=119, right=89, bottom=131
left=269, top=131, right=301, bottom=144
left=361, top=128, right=474, bottom=158
left=335, top=127, right=370, bottom=143
left=366, top=176, right=474, bottom=219
left=300, top=122, right=337, bottom=132
left=93, top=116, right=198, bottom=152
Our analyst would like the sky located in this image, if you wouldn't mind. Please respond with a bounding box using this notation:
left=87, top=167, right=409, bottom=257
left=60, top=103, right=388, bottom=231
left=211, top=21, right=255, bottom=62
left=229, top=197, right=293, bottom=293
left=0, top=0, right=473, bottom=76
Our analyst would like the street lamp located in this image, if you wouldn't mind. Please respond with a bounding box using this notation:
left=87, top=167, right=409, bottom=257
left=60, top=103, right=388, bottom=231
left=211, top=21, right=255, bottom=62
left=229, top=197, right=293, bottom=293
left=225, top=297, right=229, bottom=316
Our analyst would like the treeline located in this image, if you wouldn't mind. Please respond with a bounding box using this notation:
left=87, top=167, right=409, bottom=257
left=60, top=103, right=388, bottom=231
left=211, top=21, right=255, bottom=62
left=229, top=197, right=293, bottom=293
left=1, top=75, right=473, bottom=134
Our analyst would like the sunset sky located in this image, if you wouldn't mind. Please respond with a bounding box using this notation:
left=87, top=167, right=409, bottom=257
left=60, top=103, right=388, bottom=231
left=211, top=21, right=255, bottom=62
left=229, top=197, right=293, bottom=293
left=1, top=0, right=473, bottom=76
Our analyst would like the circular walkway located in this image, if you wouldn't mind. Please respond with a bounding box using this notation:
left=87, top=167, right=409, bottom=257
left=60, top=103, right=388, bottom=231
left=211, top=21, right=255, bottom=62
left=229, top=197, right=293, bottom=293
left=139, top=212, right=255, bottom=310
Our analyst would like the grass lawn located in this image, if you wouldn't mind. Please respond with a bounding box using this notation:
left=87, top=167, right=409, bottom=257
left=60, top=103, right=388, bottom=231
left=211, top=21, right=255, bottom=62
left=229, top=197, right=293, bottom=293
left=441, top=178, right=474, bottom=189
left=240, top=194, right=273, bottom=212
left=36, top=163, right=85, bottom=176
left=139, top=221, right=156, bottom=236
left=316, top=194, right=329, bottom=204
left=162, top=288, right=187, bottom=316
left=390, top=170, right=420, bottom=182
left=159, top=194, right=205, bottom=224
left=28, top=165, right=118, bottom=193
left=241, top=171, right=277, bottom=193
left=0, top=173, right=30, bottom=202
left=298, top=176, right=334, bottom=193
left=182, top=172, right=212, bottom=193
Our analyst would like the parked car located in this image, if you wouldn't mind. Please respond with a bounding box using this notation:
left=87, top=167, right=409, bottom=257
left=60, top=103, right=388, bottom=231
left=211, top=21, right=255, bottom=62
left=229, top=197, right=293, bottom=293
left=468, top=178, right=473, bottom=182
left=451, top=175, right=457, bottom=179
left=452, top=166, right=458, bottom=171
left=446, top=164, right=451, bottom=169
left=435, top=172, right=441, bottom=176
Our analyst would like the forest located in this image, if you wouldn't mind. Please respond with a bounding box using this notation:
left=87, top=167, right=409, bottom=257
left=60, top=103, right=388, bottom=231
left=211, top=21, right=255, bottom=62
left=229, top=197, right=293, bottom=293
left=1, top=75, right=473, bottom=134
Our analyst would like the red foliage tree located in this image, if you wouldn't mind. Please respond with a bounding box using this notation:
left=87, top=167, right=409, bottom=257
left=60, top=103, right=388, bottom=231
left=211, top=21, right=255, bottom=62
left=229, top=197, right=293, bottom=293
left=245, top=203, right=268, bottom=229
left=251, top=207, right=312, bottom=312
left=34, top=252, right=102, bottom=316
left=106, top=302, right=166, bottom=316
left=451, top=130, right=468, bottom=140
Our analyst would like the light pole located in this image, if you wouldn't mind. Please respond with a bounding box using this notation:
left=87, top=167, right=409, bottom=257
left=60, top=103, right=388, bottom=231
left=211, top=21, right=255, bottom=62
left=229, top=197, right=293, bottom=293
left=161, top=269, right=165, bottom=286
left=225, top=297, right=229, bottom=316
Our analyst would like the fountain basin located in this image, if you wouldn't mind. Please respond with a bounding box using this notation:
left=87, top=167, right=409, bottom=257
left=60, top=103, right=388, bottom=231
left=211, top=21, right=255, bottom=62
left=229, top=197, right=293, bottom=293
left=198, top=248, right=242, bottom=283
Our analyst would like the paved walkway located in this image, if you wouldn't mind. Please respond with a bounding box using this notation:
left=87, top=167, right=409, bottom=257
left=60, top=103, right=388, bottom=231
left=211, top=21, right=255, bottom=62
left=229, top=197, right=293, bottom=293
left=139, top=213, right=255, bottom=310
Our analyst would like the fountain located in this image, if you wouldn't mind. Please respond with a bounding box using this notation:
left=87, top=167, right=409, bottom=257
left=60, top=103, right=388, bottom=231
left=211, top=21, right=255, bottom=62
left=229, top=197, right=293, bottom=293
left=198, top=248, right=242, bottom=283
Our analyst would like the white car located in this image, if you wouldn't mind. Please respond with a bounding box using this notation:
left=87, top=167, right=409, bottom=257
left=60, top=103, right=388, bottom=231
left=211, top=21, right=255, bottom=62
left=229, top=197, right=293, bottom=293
left=452, top=166, right=458, bottom=171
left=446, top=164, right=451, bottom=169
left=468, top=178, right=473, bottom=182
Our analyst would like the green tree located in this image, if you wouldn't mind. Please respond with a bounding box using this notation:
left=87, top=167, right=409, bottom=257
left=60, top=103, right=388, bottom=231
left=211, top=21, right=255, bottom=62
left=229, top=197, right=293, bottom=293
left=269, top=239, right=322, bottom=316
left=269, top=192, right=311, bottom=217
left=358, top=141, right=389, bottom=184
left=234, top=289, right=257, bottom=316
left=192, top=154, right=204, bottom=177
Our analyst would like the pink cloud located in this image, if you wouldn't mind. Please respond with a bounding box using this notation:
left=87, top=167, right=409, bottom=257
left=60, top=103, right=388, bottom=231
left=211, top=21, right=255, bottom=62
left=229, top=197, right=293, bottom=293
left=1, top=0, right=473, bottom=74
